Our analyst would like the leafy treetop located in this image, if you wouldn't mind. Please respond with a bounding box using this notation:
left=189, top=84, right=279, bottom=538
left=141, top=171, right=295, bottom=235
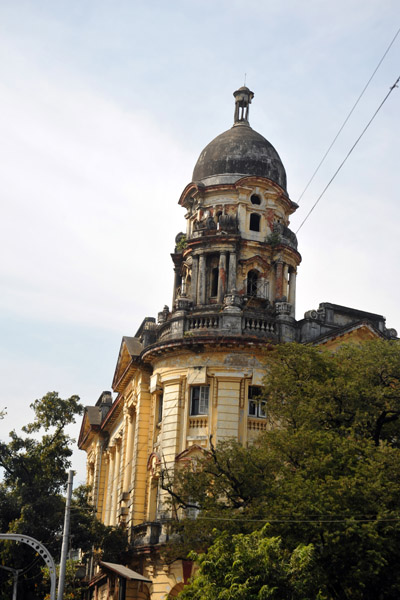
left=163, top=341, right=400, bottom=600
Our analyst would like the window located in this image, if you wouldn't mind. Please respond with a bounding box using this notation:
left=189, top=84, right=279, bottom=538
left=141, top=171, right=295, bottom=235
left=249, top=213, right=261, bottom=232
left=190, top=386, right=209, bottom=415
left=157, top=392, right=163, bottom=424
left=211, top=267, right=219, bottom=297
left=185, top=500, right=200, bottom=519
left=247, top=269, right=259, bottom=297
left=248, top=385, right=266, bottom=418
left=250, top=194, right=261, bottom=205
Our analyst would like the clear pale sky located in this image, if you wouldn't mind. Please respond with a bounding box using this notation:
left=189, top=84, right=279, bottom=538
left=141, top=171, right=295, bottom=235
left=0, top=1, right=399, bottom=483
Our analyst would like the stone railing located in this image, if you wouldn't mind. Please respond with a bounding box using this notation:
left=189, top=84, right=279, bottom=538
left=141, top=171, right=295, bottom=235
left=247, top=418, right=268, bottom=431
left=243, top=317, right=276, bottom=334
left=188, top=416, right=208, bottom=429
left=151, top=310, right=279, bottom=346
left=132, top=522, right=161, bottom=547
left=187, top=315, right=220, bottom=330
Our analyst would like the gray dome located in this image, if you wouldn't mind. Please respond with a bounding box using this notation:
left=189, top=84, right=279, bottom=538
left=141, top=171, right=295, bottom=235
left=192, top=122, right=287, bottom=190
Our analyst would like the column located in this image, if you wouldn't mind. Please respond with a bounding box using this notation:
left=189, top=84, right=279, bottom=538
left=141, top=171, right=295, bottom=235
left=105, top=448, right=115, bottom=526
left=123, top=409, right=134, bottom=493
left=95, top=439, right=107, bottom=520
left=217, top=252, right=227, bottom=303
left=191, top=255, right=199, bottom=305
left=227, top=251, right=237, bottom=292
left=172, top=267, right=181, bottom=307
left=111, top=440, right=121, bottom=525
left=198, top=254, right=206, bottom=305
left=288, top=269, right=297, bottom=317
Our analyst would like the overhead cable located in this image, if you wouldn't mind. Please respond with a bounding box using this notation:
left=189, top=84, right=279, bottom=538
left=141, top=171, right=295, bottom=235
left=297, top=26, right=400, bottom=205
left=295, top=75, right=399, bottom=234
left=196, top=515, right=400, bottom=524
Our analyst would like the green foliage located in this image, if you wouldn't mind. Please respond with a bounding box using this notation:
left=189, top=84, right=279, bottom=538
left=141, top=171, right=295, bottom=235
left=42, top=560, right=86, bottom=600
left=262, top=340, right=400, bottom=446
left=0, top=392, right=83, bottom=599
left=166, top=341, right=400, bottom=599
left=70, top=485, right=129, bottom=564
left=179, top=529, right=325, bottom=600
left=266, top=231, right=281, bottom=247
left=0, top=392, right=128, bottom=599
left=176, top=234, right=187, bottom=252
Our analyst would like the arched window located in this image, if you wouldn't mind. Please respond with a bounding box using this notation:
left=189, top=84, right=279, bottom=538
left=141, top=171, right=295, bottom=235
left=249, top=213, right=261, bottom=232
left=247, top=269, right=259, bottom=297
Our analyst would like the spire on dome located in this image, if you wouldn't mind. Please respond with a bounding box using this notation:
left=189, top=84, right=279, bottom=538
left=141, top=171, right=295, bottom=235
left=233, top=86, right=254, bottom=125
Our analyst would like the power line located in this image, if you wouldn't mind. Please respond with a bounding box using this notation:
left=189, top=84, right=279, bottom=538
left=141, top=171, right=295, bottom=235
left=295, top=75, right=399, bottom=235
left=196, top=515, right=400, bottom=524
left=297, top=26, right=400, bottom=205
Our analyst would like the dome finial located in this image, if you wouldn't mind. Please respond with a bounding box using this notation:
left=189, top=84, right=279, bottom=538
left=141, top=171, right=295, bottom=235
left=233, top=86, right=254, bottom=125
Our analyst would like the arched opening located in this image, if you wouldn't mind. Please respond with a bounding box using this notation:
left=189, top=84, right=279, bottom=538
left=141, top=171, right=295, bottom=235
left=250, top=194, right=261, bottom=205
left=247, top=269, right=259, bottom=297
left=249, top=213, right=261, bottom=232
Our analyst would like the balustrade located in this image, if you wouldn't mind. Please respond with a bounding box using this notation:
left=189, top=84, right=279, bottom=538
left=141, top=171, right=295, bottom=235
left=187, top=315, right=220, bottom=330
left=243, top=317, right=276, bottom=333
left=188, top=416, right=208, bottom=429
left=247, top=418, right=268, bottom=431
left=154, top=312, right=277, bottom=344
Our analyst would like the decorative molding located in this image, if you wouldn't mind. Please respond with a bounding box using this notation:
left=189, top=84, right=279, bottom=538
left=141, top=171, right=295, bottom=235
left=213, top=377, right=218, bottom=407
left=179, top=377, right=186, bottom=408
left=239, top=378, right=245, bottom=409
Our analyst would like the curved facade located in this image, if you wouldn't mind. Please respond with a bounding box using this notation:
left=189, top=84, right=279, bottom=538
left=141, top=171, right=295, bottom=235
left=78, top=87, right=396, bottom=600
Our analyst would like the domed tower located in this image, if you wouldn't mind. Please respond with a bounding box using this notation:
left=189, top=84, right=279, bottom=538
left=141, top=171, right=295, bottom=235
left=78, top=87, right=397, bottom=598
left=137, top=87, right=301, bottom=520
left=167, top=86, right=301, bottom=344
left=80, top=88, right=303, bottom=597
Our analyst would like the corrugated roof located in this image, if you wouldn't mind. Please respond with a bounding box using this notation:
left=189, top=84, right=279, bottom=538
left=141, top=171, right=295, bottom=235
left=100, top=561, right=152, bottom=583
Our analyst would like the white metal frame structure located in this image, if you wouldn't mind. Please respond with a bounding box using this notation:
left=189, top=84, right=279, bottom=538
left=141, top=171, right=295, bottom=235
left=0, top=533, right=56, bottom=600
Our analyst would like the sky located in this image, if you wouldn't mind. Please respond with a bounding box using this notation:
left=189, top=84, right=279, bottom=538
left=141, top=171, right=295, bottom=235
left=0, top=0, right=399, bottom=485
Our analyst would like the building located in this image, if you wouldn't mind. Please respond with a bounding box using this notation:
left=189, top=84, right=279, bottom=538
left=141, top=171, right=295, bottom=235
left=78, top=87, right=397, bottom=600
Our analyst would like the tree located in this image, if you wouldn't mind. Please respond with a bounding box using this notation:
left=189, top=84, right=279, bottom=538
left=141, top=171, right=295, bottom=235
left=179, top=529, right=324, bottom=600
left=261, top=340, right=400, bottom=447
left=0, top=392, right=129, bottom=599
left=164, top=341, right=400, bottom=600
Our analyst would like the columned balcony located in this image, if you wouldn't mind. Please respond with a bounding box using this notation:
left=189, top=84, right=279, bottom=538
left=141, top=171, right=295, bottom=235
left=156, top=307, right=279, bottom=343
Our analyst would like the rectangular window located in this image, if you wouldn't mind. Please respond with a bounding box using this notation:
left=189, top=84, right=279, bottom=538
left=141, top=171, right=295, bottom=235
left=248, top=385, right=266, bottom=418
left=157, top=392, right=163, bottom=424
left=190, top=386, right=209, bottom=415
left=186, top=501, right=200, bottom=519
